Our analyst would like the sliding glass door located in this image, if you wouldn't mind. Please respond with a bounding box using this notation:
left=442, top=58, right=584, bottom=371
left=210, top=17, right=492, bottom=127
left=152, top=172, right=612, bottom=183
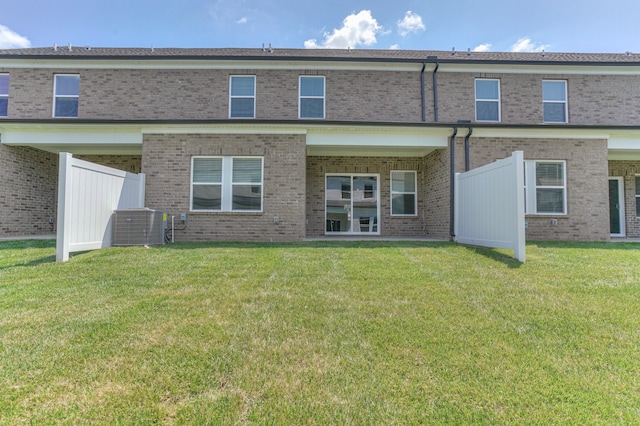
left=325, top=174, right=379, bottom=234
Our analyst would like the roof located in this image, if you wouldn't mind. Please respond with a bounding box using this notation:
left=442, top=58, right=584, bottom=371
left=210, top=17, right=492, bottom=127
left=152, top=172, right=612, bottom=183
left=1, top=46, right=640, bottom=65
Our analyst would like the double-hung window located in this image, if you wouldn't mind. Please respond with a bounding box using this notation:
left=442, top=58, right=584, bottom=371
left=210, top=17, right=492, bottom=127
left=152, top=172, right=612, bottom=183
left=53, top=74, right=80, bottom=118
left=391, top=171, right=417, bottom=216
left=475, top=78, right=500, bottom=122
left=543, top=80, right=568, bottom=123
left=524, top=160, right=566, bottom=214
left=0, top=74, right=8, bottom=117
left=229, top=75, right=256, bottom=118
left=635, top=176, right=640, bottom=217
left=299, top=76, right=325, bottom=119
left=191, top=156, right=263, bottom=212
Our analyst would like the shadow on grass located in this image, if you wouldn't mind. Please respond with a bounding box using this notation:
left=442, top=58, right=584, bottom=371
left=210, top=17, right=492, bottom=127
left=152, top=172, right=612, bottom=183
left=0, top=239, right=57, bottom=269
left=3, top=239, right=637, bottom=271
left=157, top=240, right=527, bottom=268
left=0, top=239, right=55, bottom=251
left=156, top=240, right=455, bottom=250
left=530, top=240, right=640, bottom=250
left=460, top=245, right=523, bottom=268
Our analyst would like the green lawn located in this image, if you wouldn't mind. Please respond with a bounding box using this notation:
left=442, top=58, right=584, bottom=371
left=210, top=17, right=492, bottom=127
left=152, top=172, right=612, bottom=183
left=1, top=240, right=639, bottom=425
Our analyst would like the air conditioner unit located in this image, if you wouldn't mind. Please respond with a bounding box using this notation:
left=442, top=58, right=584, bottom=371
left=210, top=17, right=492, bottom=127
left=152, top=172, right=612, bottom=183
left=112, top=208, right=166, bottom=246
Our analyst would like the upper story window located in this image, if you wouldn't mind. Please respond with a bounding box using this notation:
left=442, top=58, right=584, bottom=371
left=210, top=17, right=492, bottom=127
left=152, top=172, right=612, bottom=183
left=0, top=74, right=8, bottom=117
left=229, top=75, right=256, bottom=118
left=53, top=74, right=80, bottom=118
left=475, top=79, right=500, bottom=122
left=543, top=80, right=568, bottom=123
left=524, top=160, right=566, bottom=215
left=391, top=171, right=417, bottom=216
left=299, top=76, right=325, bottom=119
left=191, top=156, right=263, bottom=212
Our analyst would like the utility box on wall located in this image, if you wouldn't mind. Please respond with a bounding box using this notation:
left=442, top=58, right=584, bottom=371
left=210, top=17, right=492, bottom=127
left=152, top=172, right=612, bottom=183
left=113, top=208, right=166, bottom=246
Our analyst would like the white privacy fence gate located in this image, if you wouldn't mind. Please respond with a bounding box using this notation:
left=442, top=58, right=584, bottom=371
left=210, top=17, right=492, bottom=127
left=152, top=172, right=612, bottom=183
left=454, top=151, right=526, bottom=262
left=56, top=153, right=145, bottom=262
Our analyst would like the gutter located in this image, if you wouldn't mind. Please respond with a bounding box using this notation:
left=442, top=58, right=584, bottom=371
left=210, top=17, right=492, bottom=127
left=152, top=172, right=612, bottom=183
left=449, top=126, right=458, bottom=239
left=420, top=62, right=426, bottom=122
left=421, top=57, right=439, bottom=123
left=432, top=60, right=439, bottom=122
left=1, top=53, right=639, bottom=68
left=2, top=118, right=640, bottom=131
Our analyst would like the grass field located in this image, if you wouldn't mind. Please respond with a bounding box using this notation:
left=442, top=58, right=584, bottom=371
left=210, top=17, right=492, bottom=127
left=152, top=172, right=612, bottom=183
left=1, top=239, right=639, bottom=424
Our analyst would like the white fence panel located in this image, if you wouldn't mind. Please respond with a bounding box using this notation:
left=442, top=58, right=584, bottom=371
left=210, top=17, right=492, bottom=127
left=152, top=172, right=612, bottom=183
left=56, top=153, right=145, bottom=262
left=454, top=151, right=525, bottom=262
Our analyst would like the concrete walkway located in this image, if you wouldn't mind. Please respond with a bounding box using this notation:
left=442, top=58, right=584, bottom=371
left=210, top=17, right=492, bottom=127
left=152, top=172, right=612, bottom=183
left=0, top=234, right=56, bottom=242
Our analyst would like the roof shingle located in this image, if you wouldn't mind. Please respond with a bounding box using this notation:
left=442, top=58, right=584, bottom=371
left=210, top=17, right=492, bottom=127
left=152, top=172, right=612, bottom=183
left=0, top=46, right=639, bottom=64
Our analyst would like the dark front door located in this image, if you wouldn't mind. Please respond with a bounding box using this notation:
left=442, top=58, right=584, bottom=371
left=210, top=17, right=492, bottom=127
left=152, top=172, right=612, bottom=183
left=609, top=178, right=624, bottom=236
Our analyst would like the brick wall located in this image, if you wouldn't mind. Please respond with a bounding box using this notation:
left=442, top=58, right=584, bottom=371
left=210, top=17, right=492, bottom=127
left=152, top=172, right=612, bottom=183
left=76, top=155, right=142, bottom=173
left=1, top=68, right=423, bottom=122
left=5, top=66, right=639, bottom=126
left=0, top=149, right=143, bottom=239
left=608, top=160, right=640, bottom=238
left=435, top=72, right=640, bottom=126
left=142, top=133, right=306, bottom=242
left=423, top=149, right=451, bottom=240
left=305, top=156, right=428, bottom=238
left=0, top=144, right=58, bottom=237
left=459, top=137, right=610, bottom=241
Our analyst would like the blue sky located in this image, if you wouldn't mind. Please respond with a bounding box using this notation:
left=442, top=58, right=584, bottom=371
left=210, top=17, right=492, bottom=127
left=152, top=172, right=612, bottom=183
left=1, top=0, right=639, bottom=53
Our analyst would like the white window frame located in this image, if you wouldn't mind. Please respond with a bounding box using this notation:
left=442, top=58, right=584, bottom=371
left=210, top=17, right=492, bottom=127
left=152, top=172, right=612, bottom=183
left=325, top=173, right=381, bottom=235
left=190, top=156, right=263, bottom=212
left=0, top=73, right=8, bottom=117
left=299, top=76, right=325, bottom=119
left=542, top=80, right=568, bottom=123
left=524, top=160, right=567, bottom=215
left=229, top=75, right=256, bottom=119
left=390, top=170, right=417, bottom=216
left=475, top=78, right=501, bottom=122
left=53, top=74, right=80, bottom=118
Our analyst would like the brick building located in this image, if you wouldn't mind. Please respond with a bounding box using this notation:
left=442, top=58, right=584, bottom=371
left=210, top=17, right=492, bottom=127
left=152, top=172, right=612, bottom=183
left=0, top=46, right=639, bottom=241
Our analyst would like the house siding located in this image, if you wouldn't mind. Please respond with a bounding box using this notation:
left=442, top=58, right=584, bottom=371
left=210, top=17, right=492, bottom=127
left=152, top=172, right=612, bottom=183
left=0, top=143, right=58, bottom=237
left=76, top=155, right=142, bottom=174
left=457, top=137, right=610, bottom=241
left=608, top=160, right=640, bottom=238
left=142, top=133, right=306, bottom=242
left=436, top=72, right=640, bottom=126
left=423, top=149, right=451, bottom=240
left=1, top=68, right=423, bottom=122
left=305, top=156, right=428, bottom=238
left=1, top=48, right=639, bottom=243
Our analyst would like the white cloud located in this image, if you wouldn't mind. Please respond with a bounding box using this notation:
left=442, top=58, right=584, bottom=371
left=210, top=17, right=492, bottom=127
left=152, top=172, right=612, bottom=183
left=397, top=11, right=425, bottom=37
left=0, top=24, right=31, bottom=49
left=304, top=10, right=383, bottom=49
left=473, top=43, right=492, bottom=52
left=208, top=0, right=269, bottom=30
left=511, top=37, right=549, bottom=52
left=389, top=44, right=400, bottom=50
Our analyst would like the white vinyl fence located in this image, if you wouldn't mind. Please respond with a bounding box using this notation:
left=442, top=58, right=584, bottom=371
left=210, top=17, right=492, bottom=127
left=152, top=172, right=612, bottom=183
left=56, top=153, right=145, bottom=262
left=454, top=151, right=525, bottom=262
